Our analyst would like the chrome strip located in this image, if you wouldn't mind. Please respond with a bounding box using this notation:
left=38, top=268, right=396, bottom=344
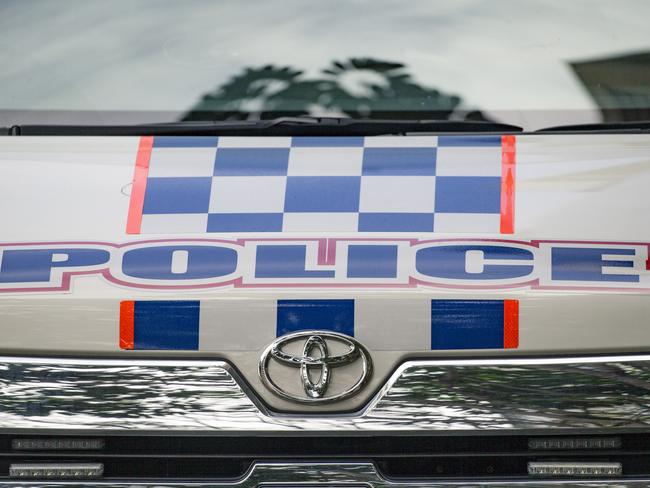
left=2, top=354, right=650, bottom=431
left=0, top=462, right=645, bottom=487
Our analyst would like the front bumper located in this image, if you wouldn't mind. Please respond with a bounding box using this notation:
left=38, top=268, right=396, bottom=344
left=2, top=354, right=650, bottom=485
left=1, top=463, right=650, bottom=488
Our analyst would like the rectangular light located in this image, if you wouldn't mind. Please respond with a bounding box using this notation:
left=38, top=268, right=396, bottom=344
left=528, top=462, right=622, bottom=477
left=9, top=463, right=104, bottom=479
left=528, top=436, right=621, bottom=450
left=12, top=438, right=104, bottom=451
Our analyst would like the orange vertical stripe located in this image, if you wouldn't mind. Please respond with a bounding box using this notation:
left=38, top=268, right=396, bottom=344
left=500, top=135, right=516, bottom=234
left=503, top=299, right=519, bottom=349
left=126, top=136, right=154, bottom=234
left=119, top=301, right=135, bottom=350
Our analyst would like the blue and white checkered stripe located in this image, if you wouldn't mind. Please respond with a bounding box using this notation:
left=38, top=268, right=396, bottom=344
left=119, top=298, right=519, bottom=351
left=138, top=135, right=504, bottom=234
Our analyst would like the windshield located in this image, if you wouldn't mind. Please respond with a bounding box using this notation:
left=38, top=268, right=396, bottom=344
left=2, top=0, right=649, bottom=130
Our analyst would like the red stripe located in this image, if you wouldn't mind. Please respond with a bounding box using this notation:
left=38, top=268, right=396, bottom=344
left=503, top=299, right=519, bottom=349
left=119, top=301, right=135, bottom=350
left=500, top=135, right=516, bottom=234
left=126, top=136, right=154, bottom=234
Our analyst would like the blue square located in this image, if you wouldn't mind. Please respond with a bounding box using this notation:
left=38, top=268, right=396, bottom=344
left=437, top=136, right=501, bottom=147
left=134, top=301, right=200, bottom=350
left=143, top=177, right=212, bottom=214
left=358, top=213, right=434, bottom=232
left=277, top=299, right=355, bottom=337
left=430, top=300, right=503, bottom=350
left=207, top=213, right=283, bottom=232
left=347, top=245, right=398, bottom=278
left=214, top=148, right=289, bottom=176
left=434, top=176, right=501, bottom=213
left=284, top=176, right=360, bottom=212
left=154, top=136, right=219, bottom=147
left=362, top=148, right=436, bottom=175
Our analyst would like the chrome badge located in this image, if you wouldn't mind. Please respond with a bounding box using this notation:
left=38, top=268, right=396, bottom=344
left=259, top=331, right=372, bottom=404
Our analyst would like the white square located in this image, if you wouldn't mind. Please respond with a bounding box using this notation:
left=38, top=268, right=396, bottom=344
left=148, top=148, right=216, bottom=177
left=435, top=146, right=502, bottom=176
left=364, top=135, right=438, bottom=147
left=199, top=299, right=277, bottom=351
left=359, top=176, right=436, bottom=212
left=288, top=147, right=363, bottom=176
left=209, top=176, right=286, bottom=213
left=217, top=137, right=292, bottom=148
left=355, top=299, right=432, bottom=351
left=140, top=213, right=208, bottom=234
left=433, top=213, right=501, bottom=233
left=282, top=213, right=358, bottom=232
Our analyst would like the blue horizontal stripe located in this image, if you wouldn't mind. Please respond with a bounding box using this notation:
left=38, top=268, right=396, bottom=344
left=277, top=299, right=355, bottom=337
left=133, top=301, right=200, bottom=350
left=431, top=300, right=504, bottom=350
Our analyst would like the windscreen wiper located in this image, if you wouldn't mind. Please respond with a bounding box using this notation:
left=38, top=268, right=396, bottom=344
left=538, top=120, right=650, bottom=133
left=6, top=117, right=522, bottom=136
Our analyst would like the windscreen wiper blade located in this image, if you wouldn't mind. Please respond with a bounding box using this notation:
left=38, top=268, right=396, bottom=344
left=538, top=120, right=650, bottom=133
left=8, top=117, right=522, bottom=136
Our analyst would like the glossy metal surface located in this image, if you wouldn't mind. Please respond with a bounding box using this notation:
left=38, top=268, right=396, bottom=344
left=3, top=354, right=650, bottom=432
left=0, top=462, right=645, bottom=487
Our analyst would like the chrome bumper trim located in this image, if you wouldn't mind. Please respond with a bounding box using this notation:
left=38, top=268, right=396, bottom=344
left=0, top=462, right=645, bottom=487
left=2, top=354, right=650, bottom=431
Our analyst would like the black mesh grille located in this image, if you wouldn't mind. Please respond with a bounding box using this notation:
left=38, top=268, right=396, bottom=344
left=1, top=433, right=648, bottom=480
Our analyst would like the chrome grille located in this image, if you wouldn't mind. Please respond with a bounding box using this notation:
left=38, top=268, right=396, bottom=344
left=2, top=355, right=650, bottom=431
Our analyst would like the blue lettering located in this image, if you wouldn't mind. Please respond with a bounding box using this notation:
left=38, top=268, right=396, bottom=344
left=255, top=245, right=334, bottom=278
left=551, top=247, right=639, bottom=282
left=415, top=245, right=534, bottom=280
left=347, top=245, right=398, bottom=278
left=0, top=248, right=110, bottom=283
left=122, top=245, right=237, bottom=280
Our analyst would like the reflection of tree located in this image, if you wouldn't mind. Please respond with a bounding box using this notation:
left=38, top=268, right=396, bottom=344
left=3, top=361, right=650, bottom=430
left=374, top=362, right=650, bottom=429
left=571, top=51, right=650, bottom=122
left=183, top=58, right=482, bottom=121
left=0, top=364, right=255, bottom=429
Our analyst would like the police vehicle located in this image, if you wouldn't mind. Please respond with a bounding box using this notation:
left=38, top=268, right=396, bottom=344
left=1, top=1, right=649, bottom=486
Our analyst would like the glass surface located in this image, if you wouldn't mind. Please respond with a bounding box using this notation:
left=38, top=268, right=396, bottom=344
left=1, top=0, right=649, bottom=129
